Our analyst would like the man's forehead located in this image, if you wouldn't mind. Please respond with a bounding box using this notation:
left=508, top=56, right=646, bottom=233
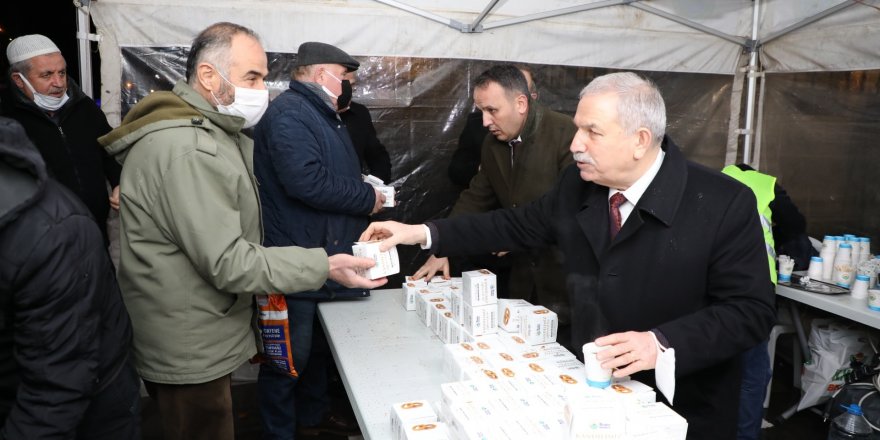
left=29, top=53, right=66, bottom=70
left=574, top=94, right=615, bottom=125
left=473, top=82, right=507, bottom=103
left=229, top=34, right=268, bottom=74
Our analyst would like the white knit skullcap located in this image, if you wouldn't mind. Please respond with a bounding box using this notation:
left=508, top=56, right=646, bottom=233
left=6, top=34, right=61, bottom=65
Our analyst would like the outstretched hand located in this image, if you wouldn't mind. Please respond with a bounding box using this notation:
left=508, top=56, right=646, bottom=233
left=359, top=221, right=428, bottom=252
left=413, top=255, right=450, bottom=281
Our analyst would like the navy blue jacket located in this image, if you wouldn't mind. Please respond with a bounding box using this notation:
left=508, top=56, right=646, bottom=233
left=254, top=81, right=376, bottom=299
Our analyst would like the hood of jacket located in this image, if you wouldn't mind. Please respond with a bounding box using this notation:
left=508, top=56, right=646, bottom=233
left=0, top=117, right=47, bottom=230
left=99, top=80, right=247, bottom=164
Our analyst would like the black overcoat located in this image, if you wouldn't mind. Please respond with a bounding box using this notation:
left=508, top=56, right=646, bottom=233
left=431, top=137, right=776, bottom=439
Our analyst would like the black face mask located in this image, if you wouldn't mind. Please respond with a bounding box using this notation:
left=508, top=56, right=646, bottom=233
left=337, top=80, right=353, bottom=110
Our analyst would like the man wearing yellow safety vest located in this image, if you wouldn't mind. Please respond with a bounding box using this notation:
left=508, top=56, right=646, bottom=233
left=722, top=163, right=813, bottom=440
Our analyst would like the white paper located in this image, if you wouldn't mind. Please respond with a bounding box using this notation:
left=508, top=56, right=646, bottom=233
left=654, top=347, right=676, bottom=405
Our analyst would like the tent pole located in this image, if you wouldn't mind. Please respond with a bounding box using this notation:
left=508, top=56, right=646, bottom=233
left=752, top=66, right=767, bottom=170
left=75, top=0, right=94, bottom=98
left=468, top=0, right=501, bottom=33
left=371, top=0, right=466, bottom=31
left=725, top=55, right=746, bottom=167
left=742, top=0, right=761, bottom=165
left=482, top=0, right=627, bottom=30
left=762, top=0, right=858, bottom=45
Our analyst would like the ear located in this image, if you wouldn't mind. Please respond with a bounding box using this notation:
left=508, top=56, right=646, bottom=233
left=313, top=65, right=328, bottom=83
left=632, top=127, right=654, bottom=160
left=11, top=72, right=25, bottom=90
left=515, top=93, right=528, bottom=115
left=196, top=62, right=218, bottom=92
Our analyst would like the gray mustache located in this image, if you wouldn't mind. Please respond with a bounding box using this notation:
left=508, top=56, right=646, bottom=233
left=572, top=152, right=594, bottom=164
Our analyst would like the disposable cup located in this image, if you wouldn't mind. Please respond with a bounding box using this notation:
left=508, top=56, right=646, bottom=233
left=583, top=342, right=612, bottom=388
left=868, top=289, right=880, bottom=312
left=778, top=259, right=795, bottom=282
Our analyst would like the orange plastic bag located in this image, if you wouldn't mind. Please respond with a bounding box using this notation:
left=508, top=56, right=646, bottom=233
left=255, top=294, right=298, bottom=377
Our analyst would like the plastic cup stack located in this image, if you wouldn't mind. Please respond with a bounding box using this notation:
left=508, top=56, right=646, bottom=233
left=851, top=275, right=870, bottom=300
left=832, top=243, right=855, bottom=289
left=819, top=236, right=837, bottom=282
left=777, top=255, right=795, bottom=283
left=807, top=256, right=824, bottom=280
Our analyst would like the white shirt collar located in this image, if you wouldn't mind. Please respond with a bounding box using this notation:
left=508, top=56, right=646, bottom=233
left=609, top=148, right=666, bottom=224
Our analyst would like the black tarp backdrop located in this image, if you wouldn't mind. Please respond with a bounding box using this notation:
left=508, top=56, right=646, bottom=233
left=120, top=47, right=880, bottom=284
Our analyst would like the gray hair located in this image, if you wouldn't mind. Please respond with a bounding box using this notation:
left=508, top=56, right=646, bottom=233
left=579, top=72, right=666, bottom=145
left=9, top=59, right=31, bottom=76
left=185, top=22, right=260, bottom=85
left=292, top=64, right=318, bottom=81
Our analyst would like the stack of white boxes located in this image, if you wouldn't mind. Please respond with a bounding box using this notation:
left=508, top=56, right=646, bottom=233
left=393, top=269, right=687, bottom=439
left=401, top=269, right=563, bottom=349
left=460, top=270, right=498, bottom=338
left=391, top=400, right=451, bottom=440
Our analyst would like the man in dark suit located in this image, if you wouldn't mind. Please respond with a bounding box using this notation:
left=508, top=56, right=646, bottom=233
left=340, top=71, right=392, bottom=183
left=360, top=72, right=776, bottom=439
left=415, top=65, right=574, bottom=345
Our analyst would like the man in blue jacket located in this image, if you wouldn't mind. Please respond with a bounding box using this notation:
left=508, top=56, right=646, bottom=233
left=253, top=41, right=385, bottom=439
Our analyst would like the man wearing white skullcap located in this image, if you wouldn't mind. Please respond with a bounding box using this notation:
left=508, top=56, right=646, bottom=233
left=2, top=34, right=121, bottom=244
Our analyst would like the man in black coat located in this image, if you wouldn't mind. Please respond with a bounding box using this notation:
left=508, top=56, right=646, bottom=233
left=360, top=72, right=776, bottom=439
left=2, top=34, right=120, bottom=243
left=0, top=117, right=140, bottom=439
left=339, top=74, right=392, bottom=183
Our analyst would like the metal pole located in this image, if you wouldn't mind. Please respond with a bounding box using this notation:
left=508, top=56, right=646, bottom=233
left=468, top=0, right=501, bottom=33
left=75, top=1, right=93, bottom=98
left=742, top=0, right=761, bottom=164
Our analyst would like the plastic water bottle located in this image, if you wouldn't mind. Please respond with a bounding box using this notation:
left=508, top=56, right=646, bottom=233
left=827, top=404, right=872, bottom=439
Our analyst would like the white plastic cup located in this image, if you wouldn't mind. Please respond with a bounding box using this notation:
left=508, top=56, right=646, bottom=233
left=868, top=289, right=880, bottom=312
left=821, top=238, right=838, bottom=281
left=852, top=275, right=870, bottom=300
left=833, top=243, right=854, bottom=288
left=583, top=342, right=612, bottom=389
left=777, top=257, right=795, bottom=283
left=807, top=256, right=824, bottom=280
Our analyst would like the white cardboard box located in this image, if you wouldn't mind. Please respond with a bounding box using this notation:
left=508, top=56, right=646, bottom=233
left=461, top=302, right=498, bottom=337
left=461, top=269, right=498, bottom=306
left=351, top=241, right=400, bottom=279
left=390, top=400, right=437, bottom=440
left=625, top=402, right=688, bottom=440
left=497, top=299, right=533, bottom=332
left=416, top=293, right=446, bottom=328
left=520, top=306, right=558, bottom=345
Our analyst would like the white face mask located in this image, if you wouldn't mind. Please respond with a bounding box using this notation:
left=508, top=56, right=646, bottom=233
left=16, top=73, right=69, bottom=111
left=211, top=70, right=269, bottom=129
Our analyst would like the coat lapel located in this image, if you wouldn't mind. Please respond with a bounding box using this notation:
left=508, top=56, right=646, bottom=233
left=576, top=183, right=610, bottom=261
left=630, top=137, right=688, bottom=231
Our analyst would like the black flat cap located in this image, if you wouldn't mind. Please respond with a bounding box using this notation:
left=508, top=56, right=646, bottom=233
left=293, top=42, right=360, bottom=72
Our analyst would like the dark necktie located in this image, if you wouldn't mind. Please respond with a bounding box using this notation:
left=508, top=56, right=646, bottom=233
left=508, top=138, right=521, bottom=168
left=609, top=192, right=627, bottom=239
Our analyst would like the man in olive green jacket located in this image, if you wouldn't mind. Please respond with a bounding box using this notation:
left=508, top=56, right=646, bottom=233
left=416, top=64, right=575, bottom=346
left=100, top=22, right=385, bottom=440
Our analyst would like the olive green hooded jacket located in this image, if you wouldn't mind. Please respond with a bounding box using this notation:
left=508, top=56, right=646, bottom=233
left=101, top=81, right=328, bottom=384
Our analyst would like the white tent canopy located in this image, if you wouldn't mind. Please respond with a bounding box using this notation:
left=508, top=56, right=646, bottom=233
left=86, top=0, right=880, bottom=164
left=88, top=0, right=880, bottom=74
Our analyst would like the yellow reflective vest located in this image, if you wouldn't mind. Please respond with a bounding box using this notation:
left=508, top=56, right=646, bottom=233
left=722, top=165, right=777, bottom=284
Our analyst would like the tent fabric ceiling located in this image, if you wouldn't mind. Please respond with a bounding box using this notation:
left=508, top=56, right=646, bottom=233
left=90, top=0, right=880, bottom=125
